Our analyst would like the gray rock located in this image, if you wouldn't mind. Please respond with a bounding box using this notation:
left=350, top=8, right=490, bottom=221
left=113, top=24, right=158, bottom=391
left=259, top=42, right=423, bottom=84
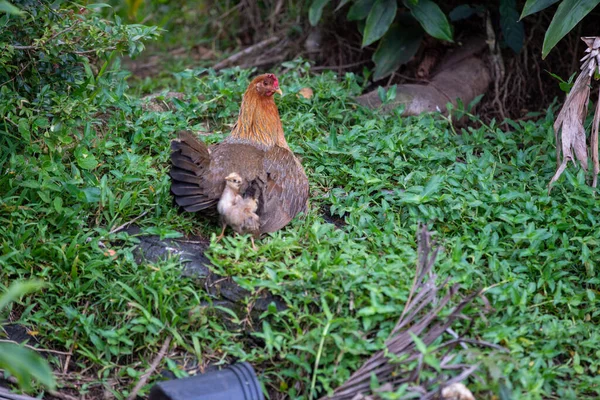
left=124, top=226, right=287, bottom=319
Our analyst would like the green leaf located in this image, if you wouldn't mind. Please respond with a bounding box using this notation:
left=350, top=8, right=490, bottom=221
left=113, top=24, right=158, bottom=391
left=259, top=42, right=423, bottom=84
left=0, top=280, right=45, bottom=312
left=449, top=4, right=485, bottom=21
left=499, top=382, right=514, bottom=400
left=80, top=187, right=101, bottom=203
left=18, top=118, right=30, bottom=141
left=335, top=0, right=351, bottom=11
left=500, top=0, right=524, bottom=53
left=347, top=0, right=375, bottom=20
left=54, top=197, right=63, bottom=213
left=0, top=0, right=23, bottom=15
left=377, top=86, right=386, bottom=102
left=362, top=0, right=397, bottom=47
left=309, top=0, right=330, bottom=26
left=421, top=175, right=443, bottom=199
left=373, top=20, right=423, bottom=80
left=403, top=0, right=453, bottom=42
left=86, top=3, right=113, bottom=9
left=409, top=332, right=428, bottom=354
left=542, top=0, right=600, bottom=59
left=0, top=343, right=56, bottom=391
left=75, top=147, right=98, bottom=170
left=520, top=0, right=560, bottom=19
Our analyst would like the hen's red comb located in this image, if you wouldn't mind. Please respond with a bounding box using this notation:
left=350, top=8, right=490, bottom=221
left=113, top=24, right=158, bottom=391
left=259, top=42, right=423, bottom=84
left=267, top=73, right=279, bottom=88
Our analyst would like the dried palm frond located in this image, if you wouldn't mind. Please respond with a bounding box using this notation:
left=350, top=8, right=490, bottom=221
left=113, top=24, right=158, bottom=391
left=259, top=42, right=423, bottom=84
left=321, top=226, right=503, bottom=400
left=549, top=37, right=600, bottom=192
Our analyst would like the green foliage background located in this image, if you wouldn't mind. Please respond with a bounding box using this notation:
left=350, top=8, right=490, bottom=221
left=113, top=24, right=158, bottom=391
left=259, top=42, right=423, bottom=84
left=2, top=1, right=600, bottom=399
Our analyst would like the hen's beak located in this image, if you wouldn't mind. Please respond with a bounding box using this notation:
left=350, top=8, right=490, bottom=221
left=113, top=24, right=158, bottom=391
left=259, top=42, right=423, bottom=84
left=275, top=88, right=283, bottom=96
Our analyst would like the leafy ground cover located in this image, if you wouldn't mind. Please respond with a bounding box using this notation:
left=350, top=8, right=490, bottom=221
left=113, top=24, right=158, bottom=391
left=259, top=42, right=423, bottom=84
left=2, top=49, right=600, bottom=400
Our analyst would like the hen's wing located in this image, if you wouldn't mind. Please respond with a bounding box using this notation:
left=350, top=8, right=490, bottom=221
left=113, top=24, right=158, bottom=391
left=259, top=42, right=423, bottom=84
left=259, top=146, right=309, bottom=233
left=170, top=132, right=309, bottom=234
left=170, top=131, right=267, bottom=212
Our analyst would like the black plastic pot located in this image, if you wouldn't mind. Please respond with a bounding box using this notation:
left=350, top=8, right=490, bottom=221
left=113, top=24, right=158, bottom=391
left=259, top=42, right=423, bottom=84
left=149, top=362, right=264, bottom=400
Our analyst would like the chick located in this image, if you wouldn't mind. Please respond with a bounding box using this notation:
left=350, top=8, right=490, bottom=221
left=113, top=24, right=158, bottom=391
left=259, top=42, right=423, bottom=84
left=216, top=172, right=260, bottom=250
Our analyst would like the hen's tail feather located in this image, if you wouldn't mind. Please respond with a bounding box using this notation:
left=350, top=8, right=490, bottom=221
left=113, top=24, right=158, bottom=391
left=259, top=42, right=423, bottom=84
left=170, top=131, right=214, bottom=212
left=176, top=195, right=214, bottom=208
left=169, top=169, right=201, bottom=185
left=170, top=182, right=204, bottom=196
left=171, top=157, right=205, bottom=175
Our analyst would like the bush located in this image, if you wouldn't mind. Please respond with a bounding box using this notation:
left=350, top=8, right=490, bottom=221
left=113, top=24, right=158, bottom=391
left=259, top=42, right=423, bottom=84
left=0, top=0, right=159, bottom=145
left=309, top=0, right=600, bottom=80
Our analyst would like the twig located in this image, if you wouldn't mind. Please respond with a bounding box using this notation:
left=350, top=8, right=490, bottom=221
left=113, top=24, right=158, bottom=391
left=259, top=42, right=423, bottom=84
left=0, top=61, right=31, bottom=87
left=310, top=319, right=332, bottom=400
left=109, top=210, right=149, bottom=235
left=48, top=391, right=79, bottom=400
left=126, top=336, right=172, bottom=400
left=213, top=37, right=280, bottom=70
left=217, top=2, right=243, bottom=20
left=0, top=339, right=71, bottom=356
left=10, top=22, right=78, bottom=52
left=11, top=45, right=36, bottom=50
left=0, top=386, right=37, bottom=400
left=73, top=47, right=116, bottom=55
left=311, top=60, right=369, bottom=72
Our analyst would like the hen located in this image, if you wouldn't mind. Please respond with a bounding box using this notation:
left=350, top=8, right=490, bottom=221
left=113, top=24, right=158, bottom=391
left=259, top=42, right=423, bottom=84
left=170, top=73, right=309, bottom=241
left=216, top=173, right=260, bottom=250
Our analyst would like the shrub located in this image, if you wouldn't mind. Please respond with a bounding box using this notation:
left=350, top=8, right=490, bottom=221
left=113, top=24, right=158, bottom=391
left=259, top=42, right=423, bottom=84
left=309, top=0, right=599, bottom=80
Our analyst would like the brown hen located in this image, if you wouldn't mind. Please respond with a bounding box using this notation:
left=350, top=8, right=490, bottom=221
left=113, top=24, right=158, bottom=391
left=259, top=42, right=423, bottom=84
left=169, top=73, right=309, bottom=237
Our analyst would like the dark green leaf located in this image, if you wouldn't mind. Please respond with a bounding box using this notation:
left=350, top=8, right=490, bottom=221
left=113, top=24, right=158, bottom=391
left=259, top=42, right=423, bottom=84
left=520, top=0, right=560, bottom=19
left=500, top=0, right=524, bottom=53
left=377, top=86, right=386, bottom=102
left=449, top=4, right=485, bottom=21
left=362, top=0, right=397, bottom=47
left=410, top=332, right=428, bottom=354
left=404, top=0, right=453, bottom=42
left=542, top=0, right=600, bottom=59
left=0, top=344, right=56, bottom=390
left=335, top=0, right=351, bottom=11
left=0, top=0, right=22, bottom=15
left=347, top=0, right=375, bottom=20
left=373, top=20, right=423, bottom=80
left=17, top=118, right=29, bottom=140
left=81, top=187, right=101, bottom=203
left=86, top=3, right=112, bottom=9
left=421, top=175, right=443, bottom=199
left=75, top=147, right=98, bottom=170
left=309, top=0, right=330, bottom=26
left=499, top=382, right=514, bottom=400
left=0, top=281, right=44, bottom=312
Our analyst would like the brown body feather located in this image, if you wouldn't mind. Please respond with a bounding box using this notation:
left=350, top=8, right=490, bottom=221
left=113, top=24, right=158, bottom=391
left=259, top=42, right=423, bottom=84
left=170, top=74, right=309, bottom=234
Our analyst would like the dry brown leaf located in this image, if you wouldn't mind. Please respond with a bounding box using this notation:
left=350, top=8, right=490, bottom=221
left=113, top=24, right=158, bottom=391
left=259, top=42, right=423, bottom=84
left=320, top=226, right=499, bottom=400
left=592, top=87, right=600, bottom=188
left=548, top=37, right=600, bottom=192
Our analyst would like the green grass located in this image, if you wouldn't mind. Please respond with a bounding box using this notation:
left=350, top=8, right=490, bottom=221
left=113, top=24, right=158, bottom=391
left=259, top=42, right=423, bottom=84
left=2, top=58, right=600, bottom=399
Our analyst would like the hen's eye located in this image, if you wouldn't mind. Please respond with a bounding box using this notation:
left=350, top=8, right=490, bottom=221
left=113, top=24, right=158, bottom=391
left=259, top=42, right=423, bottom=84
left=263, top=80, right=268, bottom=85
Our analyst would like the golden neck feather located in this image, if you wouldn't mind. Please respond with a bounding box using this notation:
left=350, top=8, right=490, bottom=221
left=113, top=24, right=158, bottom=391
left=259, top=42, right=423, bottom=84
left=230, top=86, right=289, bottom=149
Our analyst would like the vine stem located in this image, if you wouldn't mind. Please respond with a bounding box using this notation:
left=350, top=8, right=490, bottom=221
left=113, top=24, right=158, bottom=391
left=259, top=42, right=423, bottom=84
left=310, top=319, right=332, bottom=400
